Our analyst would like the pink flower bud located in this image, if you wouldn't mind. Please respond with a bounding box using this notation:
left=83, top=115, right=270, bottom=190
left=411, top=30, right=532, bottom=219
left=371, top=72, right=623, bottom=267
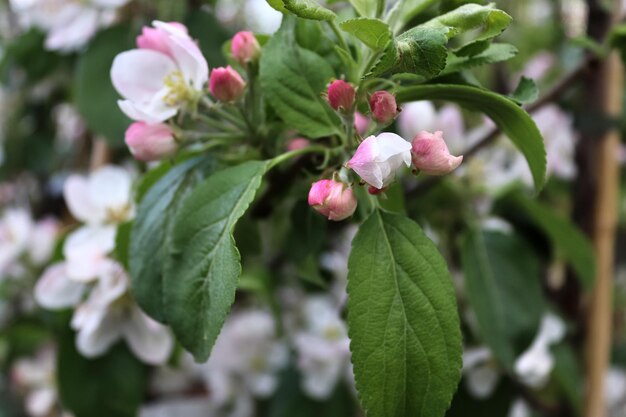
left=287, top=138, right=311, bottom=152
left=327, top=80, right=356, bottom=112
left=209, top=66, right=246, bottom=102
left=308, top=179, right=357, bottom=221
left=231, top=31, right=261, bottom=65
left=370, top=91, right=399, bottom=123
left=411, top=131, right=463, bottom=175
left=136, top=22, right=188, bottom=57
left=125, top=122, right=177, bottom=161
left=354, top=112, right=370, bottom=136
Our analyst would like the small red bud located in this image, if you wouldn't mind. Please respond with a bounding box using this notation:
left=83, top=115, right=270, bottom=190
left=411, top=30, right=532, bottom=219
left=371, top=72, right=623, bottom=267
left=327, top=80, right=356, bottom=112
left=369, top=91, right=399, bottom=123
left=209, top=66, right=246, bottom=102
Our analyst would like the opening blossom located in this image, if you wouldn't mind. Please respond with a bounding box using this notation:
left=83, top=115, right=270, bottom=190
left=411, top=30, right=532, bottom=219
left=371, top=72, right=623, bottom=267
left=125, top=121, right=178, bottom=161
left=346, top=133, right=412, bottom=189
left=111, top=21, right=208, bottom=123
left=411, top=131, right=464, bottom=175
left=308, top=179, right=357, bottom=221
left=209, top=66, right=246, bottom=102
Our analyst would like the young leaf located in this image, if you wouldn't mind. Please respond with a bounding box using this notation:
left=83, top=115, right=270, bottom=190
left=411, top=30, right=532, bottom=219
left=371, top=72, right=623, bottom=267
left=164, top=161, right=270, bottom=361
left=349, top=0, right=378, bottom=17
left=130, top=158, right=217, bottom=323
left=260, top=18, right=340, bottom=138
left=387, top=0, right=439, bottom=34
left=461, top=230, right=546, bottom=369
left=340, top=18, right=392, bottom=51
left=58, top=338, right=147, bottom=417
left=498, top=191, right=596, bottom=288
left=266, top=0, right=289, bottom=13
left=393, top=26, right=450, bottom=78
left=348, top=210, right=462, bottom=417
left=442, top=43, right=518, bottom=75
left=74, top=25, right=134, bottom=147
left=283, top=0, right=336, bottom=20
left=396, top=84, right=547, bottom=191
left=509, top=77, right=539, bottom=104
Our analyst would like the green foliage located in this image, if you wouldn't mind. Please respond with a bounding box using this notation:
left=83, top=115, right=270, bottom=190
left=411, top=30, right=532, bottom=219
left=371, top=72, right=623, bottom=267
left=58, top=337, right=147, bottom=417
left=164, top=161, right=269, bottom=361
left=130, top=158, right=217, bottom=323
left=347, top=210, right=462, bottom=417
left=461, top=230, right=546, bottom=369
left=0, top=29, right=64, bottom=83
left=387, top=0, right=439, bottom=34
left=509, top=77, right=539, bottom=104
left=396, top=84, right=547, bottom=191
left=497, top=191, right=596, bottom=288
left=74, top=25, right=134, bottom=147
left=259, top=18, right=341, bottom=138
left=349, top=0, right=379, bottom=18
left=283, top=0, right=336, bottom=21
left=442, top=43, right=518, bottom=75
left=340, top=18, right=392, bottom=51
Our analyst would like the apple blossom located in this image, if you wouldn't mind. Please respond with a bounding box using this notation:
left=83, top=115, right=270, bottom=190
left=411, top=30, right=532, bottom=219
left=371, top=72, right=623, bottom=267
left=0, top=208, right=33, bottom=275
left=231, top=31, right=261, bottom=65
left=369, top=91, right=398, bottom=123
left=209, top=66, right=246, bottom=102
left=327, top=80, right=355, bottom=112
left=308, top=179, right=357, bottom=221
left=514, top=313, right=565, bottom=388
left=12, top=347, right=63, bottom=417
left=346, top=133, right=412, bottom=189
left=111, top=21, right=208, bottom=123
left=125, top=122, right=178, bottom=161
left=411, top=131, right=464, bottom=175
left=398, top=101, right=465, bottom=154
left=462, top=347, right=500, bottom=399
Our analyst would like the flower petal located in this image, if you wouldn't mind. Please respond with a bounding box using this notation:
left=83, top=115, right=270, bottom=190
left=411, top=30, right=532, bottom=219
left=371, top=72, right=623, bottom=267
left=64, top=226, right=116, bottom=282
left=123, top=306, right=173, bottom=365
left=64, top=175, right=106, bottom=224
left=35, top=263, right=85, bottom=309
left=111, top=49, right=177, bottom=103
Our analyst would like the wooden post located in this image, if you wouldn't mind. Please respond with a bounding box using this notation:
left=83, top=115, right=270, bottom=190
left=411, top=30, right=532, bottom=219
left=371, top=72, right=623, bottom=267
left=584, top=2, right=624, bottom=416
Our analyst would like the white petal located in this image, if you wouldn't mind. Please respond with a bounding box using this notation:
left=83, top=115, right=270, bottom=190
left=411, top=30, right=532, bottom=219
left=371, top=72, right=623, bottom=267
left=44, top=7, right=98, bottom=52
left=74, top=306, right=122, bottom=358
left=87, top=165, right=133, bottom=216
left=111, top=49, right=177, bottom=103
left=91, top=0, right=130, bottom=7
left=123, top=306, right=173, bottom=365
left=397, top=101, right=437, bottom=139
left=64, top=226, right=116, bottom=282
left=64, top=174, right=106, bottom=224
left=26, top=387, right=56, bottom=417
left=465, top=364, right=500, bottom=398
left=514, top=345, right=553, bottom=388
left=35, top=263, right=85, bottom=309
left=463, top=346, right=493, bottom=370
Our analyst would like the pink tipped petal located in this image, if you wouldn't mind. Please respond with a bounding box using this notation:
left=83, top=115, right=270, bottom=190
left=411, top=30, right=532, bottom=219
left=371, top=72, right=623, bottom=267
left=411, top=131, right=464, bottom=175
left=308, top=180, right=357, bottom=221
left=348, top=134, right=411, bottom=189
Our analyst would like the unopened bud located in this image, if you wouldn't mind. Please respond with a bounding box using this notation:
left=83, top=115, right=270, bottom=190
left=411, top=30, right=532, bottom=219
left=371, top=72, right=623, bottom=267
left=370, top=91, right=399, bottom=123
left=209, top=66, right=246, bottom=102
left=327, top=80, right=356, bottom=112
left=125, top=122, right=177, bottom=161
left=308, top=179, right=357, bottom=221
left=286, top=138, right=311, bottom=152
left=411, top=131, right=463, bottom=175
left=231, top=31, right=261, bottom=65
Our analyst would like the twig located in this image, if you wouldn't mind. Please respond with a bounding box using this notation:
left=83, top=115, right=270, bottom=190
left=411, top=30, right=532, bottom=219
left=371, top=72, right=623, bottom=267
left=89, top=138, right=111, bottom=170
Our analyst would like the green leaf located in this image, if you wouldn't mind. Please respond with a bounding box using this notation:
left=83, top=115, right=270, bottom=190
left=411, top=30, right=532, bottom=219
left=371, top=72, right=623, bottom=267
left=340, top=18, right=392, bottom=51
left=164, top=161, right=270, bottom=361
left=509, top=77, right=539, bottom=104
left=114, top=221, right=132, bottom=270
left=74, top=25, right=134, bottom=147
left=460, top=230, right=546, bottom=369
left=266, top=0, right=289, bottom=12
left=387, top=0, right=438, bottom=34
left=396, top=84, right=547, bottom=191
left=394, top=26, right=449, bottom=78
left=443, top=43, right=518, bottom=75
left=283, top=0, right=336, bottom=20
left=58, top=338, right=147, bottom=417
left=130, top=157, right=217, bottom=323
left=349, top=0, right=378, bottom=17
left=553, top=343, right=584, bottom=413
left=347, top=210, right=462, bottom=417
left=260, top=18, right=340, bottom=138
left=500, top=191, right=596, bottom=288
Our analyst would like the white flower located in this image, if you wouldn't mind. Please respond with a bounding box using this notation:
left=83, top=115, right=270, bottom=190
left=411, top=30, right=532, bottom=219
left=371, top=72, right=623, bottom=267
left=63, top=165, right=134, bottom=226
left=12, top=347, right=61, bottom=417
left=0, top=208, right=33, bottom=275
left=605, top=367, right=626, bottom=414
left=9, top=0, right=129, bottom=52
left=462, top=347, right=500, bottom=399
left=27, top=217, right=60, bottom=266
left=346, top=133, right=412, bottom=189
left=293, top=296, right=351, bottom=400
left=508, top=399, right=532, bottom=417
left=111, top=21, right=208, bottom=123
left=203, top=310, right=287, bottom=412
left=514, top=313, right=566, bottom=388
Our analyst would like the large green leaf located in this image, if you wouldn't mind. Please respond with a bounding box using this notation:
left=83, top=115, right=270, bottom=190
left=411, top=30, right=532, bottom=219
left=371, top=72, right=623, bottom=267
left=58, top=338, right=147, bottom=417
left=340, top=18, right=392, bottom=51
left=499, top=191, right=596, bottom=288
left=130, top=158, right=217, bottom=323
left=74, top=25, right=134, bottom=147
left=259, top=18, right=340, bottom=138
left=460, top=230, right=546, bottom=369
left=396, top=84, right=547, bottom=191
left=164, top=161, right=269, bottom=361
left=442, top=43, right=518, bottom=75
left=283, top=0, right=336, bottom=20
left=347, top=210, right=462, bottom=417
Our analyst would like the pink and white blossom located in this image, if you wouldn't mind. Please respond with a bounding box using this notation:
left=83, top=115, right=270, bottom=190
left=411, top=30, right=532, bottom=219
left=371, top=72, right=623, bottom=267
left=411, top=131, right=463, bottom=175
left=231, top=31, right=261, bottom=65
left=111, top=21, right=208, bottom=123
left=346, top=133, right=412, bottom=189
left=209, top=66, right=246, bottom=102
left=125, top=122, right=178, bottom=161
left=308, top=179, right=357, bottom=221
